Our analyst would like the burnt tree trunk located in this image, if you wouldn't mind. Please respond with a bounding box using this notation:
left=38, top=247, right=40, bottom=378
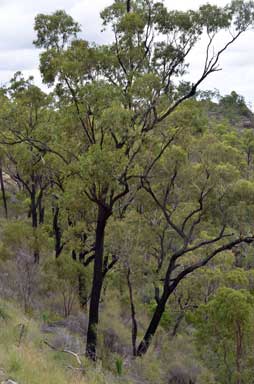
left=127, top=267, right=138, bottom=356
left=78, top=272, right=88, bottom=310
left=52, top=205, right=64, bottom=258
left=86, top=204, right=111, bottom=360
left=171, top=312, right=184, bottom=337
left=38, top=194, right=45, bottom=224
left=136, top=288, right=170, bottom=356
left=236, top=321, right=243, bottom=384
left=127, top=0, right=131, bottom=12
left=31, top=181, right=39, bottom=264
left=0, top=165, right=8, bottom=218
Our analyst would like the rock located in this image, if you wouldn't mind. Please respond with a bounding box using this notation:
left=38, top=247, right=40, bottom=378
left=0, top=368, right=5, bottom=379
left=2, top=380, right=19, bottom=384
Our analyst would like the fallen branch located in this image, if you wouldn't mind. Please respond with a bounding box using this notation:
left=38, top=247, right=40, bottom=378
left=44, top=340, right=84, bottom=368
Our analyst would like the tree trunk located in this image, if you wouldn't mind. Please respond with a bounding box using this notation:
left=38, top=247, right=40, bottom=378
left=31, top=183, right=39, bottom=263
left=127, top=267, right=138, bottom=356
left=38, top=195, right=44, bottom=224
left=0, top=165, right=8, bottom=219
left=52, top=205, right=64, bottom=258
left=236, top=322, right=243, bottom=384
left=78, top=272, right=88, bottom=310
left=171, top=312, right=184, bottom=337
left=127, top=0, right=131, bottom=13
left=136, top=289, right=170, bottom=357
left=31, top=178, right=37, bottom=228
left=86, top=204, right=111, bottom=360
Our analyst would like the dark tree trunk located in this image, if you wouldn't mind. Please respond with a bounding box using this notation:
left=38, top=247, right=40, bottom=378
left=31, top=181, right=39, bottom=263
left=78, top=272, right=88, bottom=310
left=136, top=288, right=170, bottom=356
left=171, top=312, right=184, bottom=337
left=31, top=184, right=38, bottom=229
left=0, top=165, right=8, bottom=219
left=72, top=250, right=77, bottom=260
left=236, top=322, right=243, bottom=384
left=52, top=205, right=64, bottom=258
left=86, top=204, right=111, bottom=360
left=127, top=0, right=131, bottom=12
left=127, top=267, right=138, bottom=356
left=154, top=286, right=160, bottom=304
left=38, top=195, right=44, bottom=224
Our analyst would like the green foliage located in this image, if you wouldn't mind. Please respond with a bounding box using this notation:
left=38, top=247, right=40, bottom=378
left=79, top=144, right=128, bottom=189
left=33, top=10, right=80, bottom=49
left=0, top=303, right=10, bottom=321
left=8, top=351, right=22, bottom=374
left=115, top=356, right=123, bottom=376
left=189, top=288, right=254, bottom=383
left=43, top=253, right=82, bottom=291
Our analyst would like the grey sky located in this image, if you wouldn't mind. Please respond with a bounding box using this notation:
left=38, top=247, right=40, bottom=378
left=0, top=0, right=253, bottom=105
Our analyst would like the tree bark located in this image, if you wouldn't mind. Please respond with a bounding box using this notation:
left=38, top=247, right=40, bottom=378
left=31, top=181, right=39, bottom=263
left=236, top=321, right=243, bottom=384
left=0, top=165, right=8, bottom=219
left=127, top=0, right=131, bottom=13
left=86, top=204, right=111, bottom=360
left=171, top=312, right=184, bottom=337
left=78, top=272, right=88, bottom=310
left=136, top=288, right=170, bottom=356
left=52, top=205, right=64, bottom=258
left=127, top=267, right=138, bottom=356
left=38, top=194, right=44, bottom=224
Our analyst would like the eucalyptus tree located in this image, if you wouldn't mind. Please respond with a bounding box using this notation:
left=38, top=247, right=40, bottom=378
left=32, top=0, right=254, bottom=359
left=0, top=73, right=63, bottom=262
left=136, top=107, right=254, bottom=355
left=191, top=288, right=254, bottom=384
left=105, top=101, right=254, bottom=356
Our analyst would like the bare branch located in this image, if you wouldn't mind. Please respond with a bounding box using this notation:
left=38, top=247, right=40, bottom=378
left=44, top=340, right=84, bottom=367
left=144, top=129, right=180, bottom=178
left=171, top=236, right=254, bottom=290
left=63, top=75, right=94, bottom=144
left=142, top=178, right=187, bottom=242
left=157, top=29, right=246, bottom=124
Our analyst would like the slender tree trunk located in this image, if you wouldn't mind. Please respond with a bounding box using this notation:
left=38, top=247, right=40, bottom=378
left=72, top=250, right=77, bottom=260
left=78, top=272, right=88, bottom=310
left=0, top=165, right=8, bottom=219
left=126, top=0, right=131, bottom=12
left=136, top=288, right=170, bottom=356
left=31, top=183, right=39, bottom=263
left=127, top=267, right=138, bottom=356
left=52, top=205, right=64, bottom=258
left=86, top=204, right=111, bottom=360
left=31, top=174, right=37, bottom=228
left=171, top=312, right=184, bottom=337
left=236, top=322, right=243, bottom=384
left=38, top=195, right=44, bottom=224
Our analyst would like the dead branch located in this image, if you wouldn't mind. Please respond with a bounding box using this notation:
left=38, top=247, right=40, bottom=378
left=44, top=340, right=84, bottom=368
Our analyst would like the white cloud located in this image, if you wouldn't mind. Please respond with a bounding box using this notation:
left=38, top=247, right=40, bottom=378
left=70, top=0, right=112, bottom=43
left=164, top=0, right=229, bottom=10
left=0, top=49, right=38, bottom=70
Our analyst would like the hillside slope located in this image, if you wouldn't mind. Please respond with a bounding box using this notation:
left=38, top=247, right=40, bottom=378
left=0, top=300, right=126, bottom=384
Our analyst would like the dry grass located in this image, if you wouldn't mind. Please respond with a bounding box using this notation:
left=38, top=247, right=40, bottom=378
left=0, top=299, right=130, bottom=384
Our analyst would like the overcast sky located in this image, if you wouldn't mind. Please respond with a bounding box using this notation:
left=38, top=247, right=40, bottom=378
left=0, top=0, right=253, bottom=105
